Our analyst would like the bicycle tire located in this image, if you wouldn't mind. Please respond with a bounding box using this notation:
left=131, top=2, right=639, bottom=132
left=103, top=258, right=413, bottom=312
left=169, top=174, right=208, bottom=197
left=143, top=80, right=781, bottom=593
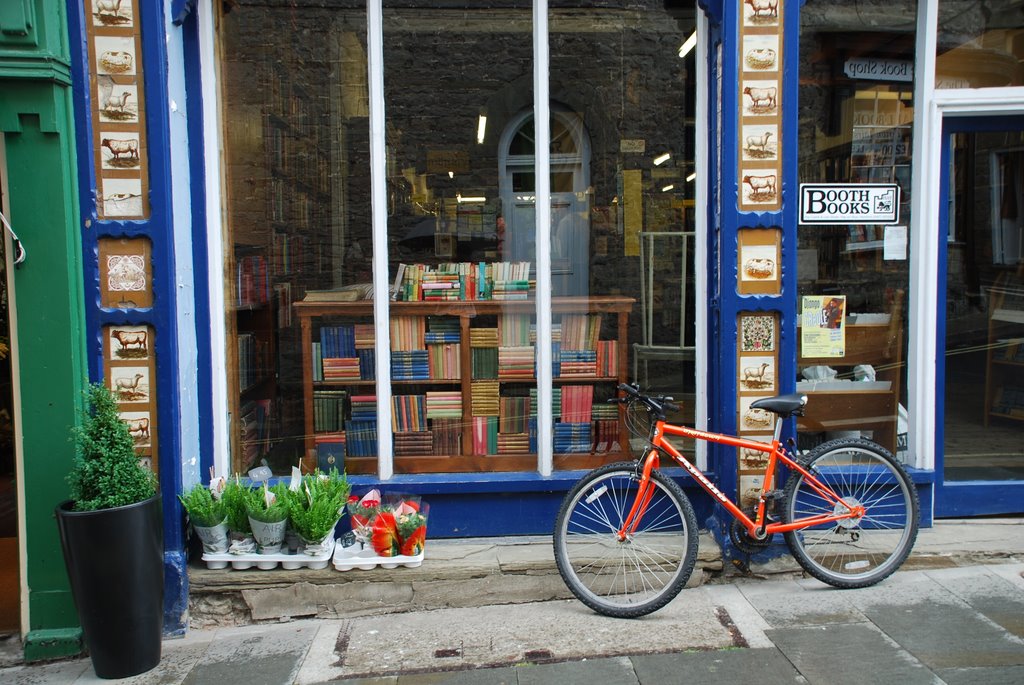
left=782, top=438, right=919, bottom=588
left=553, top=461, right=699, bottom=618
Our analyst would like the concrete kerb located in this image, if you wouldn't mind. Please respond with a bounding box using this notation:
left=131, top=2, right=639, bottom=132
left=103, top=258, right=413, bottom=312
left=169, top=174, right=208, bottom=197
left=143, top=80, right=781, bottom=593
left=186, top=519, right=1023, bottom=629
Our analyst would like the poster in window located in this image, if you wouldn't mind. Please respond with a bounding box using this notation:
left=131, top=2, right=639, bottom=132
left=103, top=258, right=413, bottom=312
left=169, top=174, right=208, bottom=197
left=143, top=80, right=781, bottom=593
left=801, top=295, right=846, bottom=357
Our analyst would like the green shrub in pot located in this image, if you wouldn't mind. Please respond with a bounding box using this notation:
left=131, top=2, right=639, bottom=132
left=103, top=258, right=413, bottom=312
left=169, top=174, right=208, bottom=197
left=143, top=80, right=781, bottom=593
left=178, top=483, right=228, bottom=554
left=286, top=468, right=349, bottom=554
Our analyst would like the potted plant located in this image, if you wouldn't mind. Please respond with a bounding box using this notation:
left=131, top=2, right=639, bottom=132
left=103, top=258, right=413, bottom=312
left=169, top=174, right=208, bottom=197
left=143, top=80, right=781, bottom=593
left=246, top=483, right=289, bottom=554
left=221, top=476, right=256, bottom=554
left=286, top=469, right=349, bottom=555
left=179, top=482, right=228, bottom=554
left=54, top=383, right=162, bottom=679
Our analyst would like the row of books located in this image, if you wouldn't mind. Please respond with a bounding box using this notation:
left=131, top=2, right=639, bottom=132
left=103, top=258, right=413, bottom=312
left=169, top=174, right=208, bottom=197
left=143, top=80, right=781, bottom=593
left=311, top=345, right=376, bottom=382
left=238, top=333, right=272, bottom=390
left=236, top=254, right=271, bottom=307
left=239, top=399, right=272, bottom=468
left=316, top=416, right=621, bottom=461
left=313, top=389, right=347, bottom=432
left=394, top=262, right=533, bottom=302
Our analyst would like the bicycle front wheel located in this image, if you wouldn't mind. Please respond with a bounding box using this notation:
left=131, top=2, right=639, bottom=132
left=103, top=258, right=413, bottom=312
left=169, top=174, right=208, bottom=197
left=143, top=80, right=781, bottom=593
left=783, top=438, right=919, bottom=588
left=553, top=461, right=698, bottom=618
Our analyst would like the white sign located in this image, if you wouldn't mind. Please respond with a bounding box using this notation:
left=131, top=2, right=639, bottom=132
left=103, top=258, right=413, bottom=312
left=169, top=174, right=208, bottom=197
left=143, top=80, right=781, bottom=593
left=799, top=184, right=900, bottom=225
left=844, top=58, right=914, bottom=82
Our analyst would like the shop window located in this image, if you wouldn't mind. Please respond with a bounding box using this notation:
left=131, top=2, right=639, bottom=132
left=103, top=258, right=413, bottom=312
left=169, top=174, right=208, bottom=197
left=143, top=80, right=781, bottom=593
left=217, top=1, right=699, bottom=475
left=797, top=0, right=915, bottom=462
left=937, top=0, right=1024, bottom=88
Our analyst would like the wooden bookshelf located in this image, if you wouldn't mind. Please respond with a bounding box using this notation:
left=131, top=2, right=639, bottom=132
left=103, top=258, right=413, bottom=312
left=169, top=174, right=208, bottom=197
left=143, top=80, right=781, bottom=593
left=295, top=296, right=634, bottom=474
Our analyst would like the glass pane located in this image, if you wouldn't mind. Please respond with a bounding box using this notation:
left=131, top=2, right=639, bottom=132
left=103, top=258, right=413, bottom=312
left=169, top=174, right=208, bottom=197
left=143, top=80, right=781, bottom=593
left=944, top=130, right=1024, bottom=481
left=219, top=3, right=372, bottom=475
left=937, top=0, right=1024, bottom=88
left=797, top=0, right=915, bottom=462
left=549, top=2, right=699, bottom=466
left=383, top=1, right=536, bottom=474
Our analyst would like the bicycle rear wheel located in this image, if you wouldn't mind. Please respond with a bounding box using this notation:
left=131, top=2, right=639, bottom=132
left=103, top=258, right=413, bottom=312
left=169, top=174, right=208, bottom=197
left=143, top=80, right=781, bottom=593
left=553, top=461, right=698, bottom=618
left=782, top=438, right=919, bottom=588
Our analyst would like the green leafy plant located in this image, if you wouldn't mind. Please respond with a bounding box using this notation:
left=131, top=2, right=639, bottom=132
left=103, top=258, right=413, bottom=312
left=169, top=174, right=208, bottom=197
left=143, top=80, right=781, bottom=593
left=68, top=383, right=157, bottom=512
left=246, top=483, right=289, bottom=523
left=286, top=469, right=349, bottom=542
left=220, top=476, right=253, bottom=534
left=178, top=484, right=226, bottom=528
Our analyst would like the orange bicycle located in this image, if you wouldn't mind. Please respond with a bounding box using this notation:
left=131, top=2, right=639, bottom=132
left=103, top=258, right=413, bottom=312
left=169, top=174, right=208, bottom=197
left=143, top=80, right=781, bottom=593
left=553, top=382, right=919, bottom=618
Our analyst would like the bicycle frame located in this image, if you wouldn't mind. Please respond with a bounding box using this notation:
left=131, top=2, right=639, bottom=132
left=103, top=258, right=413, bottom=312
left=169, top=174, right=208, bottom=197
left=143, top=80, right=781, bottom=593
left=618, top=417, right=865, bottom=541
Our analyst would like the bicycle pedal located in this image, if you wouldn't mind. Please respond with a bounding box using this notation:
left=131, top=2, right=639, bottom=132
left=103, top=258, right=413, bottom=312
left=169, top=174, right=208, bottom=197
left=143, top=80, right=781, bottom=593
left=763, top=489, right=785, bottom=502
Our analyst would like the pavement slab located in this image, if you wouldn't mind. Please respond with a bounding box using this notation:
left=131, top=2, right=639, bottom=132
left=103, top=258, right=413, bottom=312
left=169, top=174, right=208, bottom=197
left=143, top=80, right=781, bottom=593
left=631, top=648, right=803, bottom=684
left=934, top=664, right=1024, bottom=685
left=926, top=567, right=1024, bottom=637
left=298, top=591, right=734, bottom=681
left=767, top=623, right=939, bottom=685
left=861, top=599, right=1024, bottom=670
left=515, top=656, right=638, bottom=685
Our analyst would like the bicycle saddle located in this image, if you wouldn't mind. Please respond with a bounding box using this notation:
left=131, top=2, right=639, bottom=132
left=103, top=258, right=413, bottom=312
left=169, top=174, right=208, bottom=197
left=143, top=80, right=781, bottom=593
left=750, top=393, right=807, bottom=418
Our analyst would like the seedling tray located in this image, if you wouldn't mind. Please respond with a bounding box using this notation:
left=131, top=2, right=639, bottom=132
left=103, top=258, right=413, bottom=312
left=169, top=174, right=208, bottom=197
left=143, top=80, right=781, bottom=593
left=202, top=539, right=337, bottom=570
left=332, top=542, right=424, bottom=571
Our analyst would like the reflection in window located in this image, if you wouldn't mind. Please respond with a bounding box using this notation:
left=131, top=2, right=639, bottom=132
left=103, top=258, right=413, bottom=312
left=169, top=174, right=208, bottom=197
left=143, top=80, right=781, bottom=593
left=937, top=0, right=1024, bottom=88
left=797, top=0, right=915, bottom=461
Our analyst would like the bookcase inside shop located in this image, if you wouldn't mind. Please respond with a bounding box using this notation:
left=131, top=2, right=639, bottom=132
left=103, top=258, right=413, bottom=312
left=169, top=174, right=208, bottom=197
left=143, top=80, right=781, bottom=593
left=296, top=295, right=634, bottom=475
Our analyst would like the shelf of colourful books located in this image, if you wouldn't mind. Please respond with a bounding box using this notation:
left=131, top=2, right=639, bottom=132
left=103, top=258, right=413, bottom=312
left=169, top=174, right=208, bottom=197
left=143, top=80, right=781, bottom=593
left=295, top=296, right=634, bottom=474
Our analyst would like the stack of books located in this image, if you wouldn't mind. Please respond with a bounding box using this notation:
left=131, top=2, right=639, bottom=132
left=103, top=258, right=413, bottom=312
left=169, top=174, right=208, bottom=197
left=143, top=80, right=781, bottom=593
left=554, top=422, right=593, bottom=453
left=392, top=394, right=427, bottom=432
left=471, top=380, right=500, bottom=416
left=346, top=394, right=378, bottom=457
left=322, top=357, right=360, bottom=381
left=390, top=316, right=426, bottom=350
left=313, top=389, right=347, bottom=432
left=344, top=420, right=378, bottom=457
left=496, top=432, right=530, bottom=454
left=470, top=327, right=499, bottom=347
left=350, top=395, right=377, bottom=422
left=561, top=385, right=594, bottom=423
left=471, top=347, right=498, bottom=379
left=560, top=314, right=601, bottom=350
left=426, top=391, right=462, bottom=420
left=499, top=315, right=531, bottom=346
left=596, top=340, right=618, bottom=378
left=427, top=343, right=461, bottom=380
left=395, top=261, right=533, bottom=302
left=499, top=396, right=530, bottom=434
left=394, top=431, right=433, bottom=456
left=472, top=416, right=499, bottom=455
left=391, top=350, right=429, bottom=380
left=559, top=349, right=597, bottom=377
left=592, top=420, right=621, bottom=453
left=431, top=417, right=462, bottom=455
left=530, top=387, right=562, bottom=420
left=498, top=346, right=534, bottom=380
left=320, top=325, right=357, bottom=358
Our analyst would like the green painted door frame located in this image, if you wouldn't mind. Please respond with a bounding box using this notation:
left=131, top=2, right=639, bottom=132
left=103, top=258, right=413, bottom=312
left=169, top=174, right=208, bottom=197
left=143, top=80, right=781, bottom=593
left=0, top=0, right=88, bottom=661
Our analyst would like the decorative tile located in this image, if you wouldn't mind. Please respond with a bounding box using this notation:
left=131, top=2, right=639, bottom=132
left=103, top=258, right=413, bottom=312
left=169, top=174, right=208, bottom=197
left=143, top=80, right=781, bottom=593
left=92, top=0, right=135, bottom=27
left=110, top=366, right=150, bottom=403
left=740, top=314, right=775, bottom=352
left=739, top=355, right=775, bottom=392
left=108, top=325, right=150, bottom=360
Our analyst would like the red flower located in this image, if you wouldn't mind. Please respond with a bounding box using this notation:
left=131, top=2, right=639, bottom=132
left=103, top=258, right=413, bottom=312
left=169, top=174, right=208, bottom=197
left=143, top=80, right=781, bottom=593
left=370, top=512, right=399, bottom=557
left=348, top=495, right=359, bottom=504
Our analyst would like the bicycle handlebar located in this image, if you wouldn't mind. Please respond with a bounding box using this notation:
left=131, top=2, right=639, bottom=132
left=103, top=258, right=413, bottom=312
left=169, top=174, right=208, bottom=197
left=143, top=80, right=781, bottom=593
left=608, top=382, right=680, bottom=415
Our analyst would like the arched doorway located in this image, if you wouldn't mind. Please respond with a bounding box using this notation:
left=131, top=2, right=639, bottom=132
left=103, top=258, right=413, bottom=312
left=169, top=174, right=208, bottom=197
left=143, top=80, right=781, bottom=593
left=498, top=107, right=591, bottom=297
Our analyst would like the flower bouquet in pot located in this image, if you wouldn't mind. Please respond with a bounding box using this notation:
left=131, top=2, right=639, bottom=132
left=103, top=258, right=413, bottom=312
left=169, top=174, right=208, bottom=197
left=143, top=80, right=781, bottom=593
left=346, top=488, right=381, bottom=548
left=285, top=468, right=349, bottom=555
left=246, top=483, right=290, bottom=554
left=368, top=494, right=429, bottom=558
left=178, top=480, right=228, bottom=554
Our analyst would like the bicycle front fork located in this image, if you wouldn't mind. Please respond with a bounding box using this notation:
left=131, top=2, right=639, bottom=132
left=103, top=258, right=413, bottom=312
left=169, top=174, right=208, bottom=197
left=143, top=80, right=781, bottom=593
left=617, top=447, right=661, bottom=541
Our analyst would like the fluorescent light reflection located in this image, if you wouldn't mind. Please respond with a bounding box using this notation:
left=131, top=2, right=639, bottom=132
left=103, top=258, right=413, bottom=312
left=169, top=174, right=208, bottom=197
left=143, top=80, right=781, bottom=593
left=678, top=31, right=697, bottom=58
left=653, top=152, right=671, bottom=166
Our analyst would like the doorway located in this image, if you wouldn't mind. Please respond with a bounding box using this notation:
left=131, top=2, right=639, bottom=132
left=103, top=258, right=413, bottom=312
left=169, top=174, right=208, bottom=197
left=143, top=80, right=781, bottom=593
left=498, top=107, right=591, bottom=297
left=0, top=149, right=19, bottom=633
left=936, top=116, right=1024, bottom=516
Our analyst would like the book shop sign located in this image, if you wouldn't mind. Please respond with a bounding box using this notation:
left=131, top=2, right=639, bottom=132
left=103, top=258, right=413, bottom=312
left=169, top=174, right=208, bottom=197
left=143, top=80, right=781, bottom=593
left=844, top=58, right=913, bottom=82
left=799, top=184, right=900, bottom=225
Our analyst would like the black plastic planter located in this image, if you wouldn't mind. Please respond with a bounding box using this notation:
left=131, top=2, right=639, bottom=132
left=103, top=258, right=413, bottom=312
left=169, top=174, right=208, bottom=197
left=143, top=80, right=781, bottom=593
left=55, top=494, right=163, bottom=679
